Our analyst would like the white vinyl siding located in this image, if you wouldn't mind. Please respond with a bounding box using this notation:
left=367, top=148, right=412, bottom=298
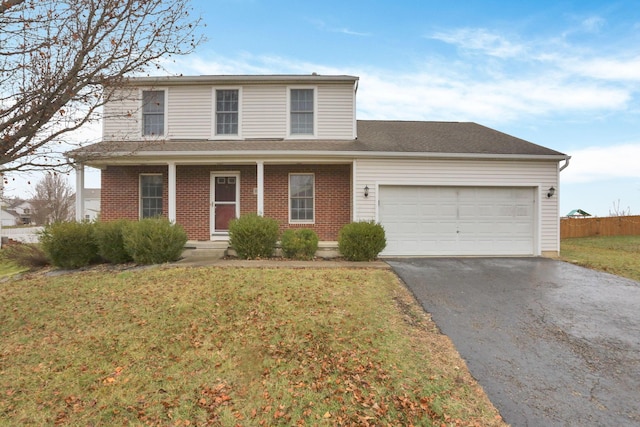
left=102, top=88, right=141, bottom=141
left=355, top=159, right=560, bottom=254
left=168, top=86, right=211, bottom=139
left=101, top=81, right=356, bottom=141
left=317, top=84, right=356, bottom=139
left=242, top=85, right=287, bottom=138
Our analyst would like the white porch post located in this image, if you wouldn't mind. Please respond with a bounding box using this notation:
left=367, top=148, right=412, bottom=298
left=256, top=160, right=264, bottom=216
left=168, top=162, right=176, bottom=222
left=75, top=163, right=85, bottom=221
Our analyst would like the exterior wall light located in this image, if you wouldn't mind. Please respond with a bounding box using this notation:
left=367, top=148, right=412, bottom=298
left=547, top=186, right=556, bottom=198
left=364, top=185, right=369, bottom=197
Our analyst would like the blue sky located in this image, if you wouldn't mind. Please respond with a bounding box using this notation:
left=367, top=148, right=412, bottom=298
left=6, top=0, right=640, bottom=216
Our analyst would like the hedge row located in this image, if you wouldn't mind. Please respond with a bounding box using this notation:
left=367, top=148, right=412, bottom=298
left=38, top=218, right=187, bottom=269
left=229, top=214, right=386, bottom=261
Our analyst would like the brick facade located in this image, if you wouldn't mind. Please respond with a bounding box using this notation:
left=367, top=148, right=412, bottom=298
left=101, top=163, right=352, bottom=241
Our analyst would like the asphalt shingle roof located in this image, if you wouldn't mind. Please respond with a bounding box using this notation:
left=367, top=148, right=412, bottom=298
left=69, top=120, right=566, bottom=160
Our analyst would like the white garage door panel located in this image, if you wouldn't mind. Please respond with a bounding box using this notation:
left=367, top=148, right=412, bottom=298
left=379, top=186, right=535, bottom=256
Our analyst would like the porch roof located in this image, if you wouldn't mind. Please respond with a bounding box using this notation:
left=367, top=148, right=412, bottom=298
left=68, top=120, right=568, bottom=164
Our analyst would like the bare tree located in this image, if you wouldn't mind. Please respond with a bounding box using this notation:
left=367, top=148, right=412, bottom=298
left=0, top=0, right=202, bottom=175
left=30, top=173, right=75, bottom=224
left=609, top=199, right=632, bottom=217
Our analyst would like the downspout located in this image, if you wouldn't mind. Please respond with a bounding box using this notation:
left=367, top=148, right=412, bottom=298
left=559, top=156, right=571, bottom=172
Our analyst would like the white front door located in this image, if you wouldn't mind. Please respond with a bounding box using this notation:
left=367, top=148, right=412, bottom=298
left=211, top=173, right=240, bottom=236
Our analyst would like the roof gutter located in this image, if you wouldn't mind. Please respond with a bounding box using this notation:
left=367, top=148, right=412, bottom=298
left=72, top=149, right=570, bottom=163
left=559, top=156, right=571, bottom=171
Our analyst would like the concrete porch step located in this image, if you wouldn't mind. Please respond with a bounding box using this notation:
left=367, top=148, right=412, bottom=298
left=180, top=240, right=340, bottom=262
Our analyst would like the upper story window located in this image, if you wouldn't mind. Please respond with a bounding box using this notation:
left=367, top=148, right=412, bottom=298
left=290, top=88, right=314, bottom=136
left=215, top=89, right=239, bottom=136
left=142, top=90, right=165, bottom=136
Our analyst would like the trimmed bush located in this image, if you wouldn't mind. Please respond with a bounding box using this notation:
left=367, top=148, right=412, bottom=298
left=281, top=228, right=319, bottom=260
left=338, top=221, right=387, bottom=261
left=229, top=214, right=279, bottom=259
left=0, top=242, right=49, bottom=269
left=123, top=218, right=187, bottom=265
left=39, top=221, right=99, bottom=269
left=94, top=220, right=133, bottom=264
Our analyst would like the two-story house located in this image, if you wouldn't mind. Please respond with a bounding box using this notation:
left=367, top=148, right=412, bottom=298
left=69, top=74, right=570, bottom=257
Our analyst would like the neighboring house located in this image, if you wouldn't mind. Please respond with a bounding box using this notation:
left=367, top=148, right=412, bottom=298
left=68, top=74, right=570, bottom=257
left=1, top=199, right=34, bottom=226
left=0, top=206, right=20, bottom=227
left=83, top=188, right=101, bottom=221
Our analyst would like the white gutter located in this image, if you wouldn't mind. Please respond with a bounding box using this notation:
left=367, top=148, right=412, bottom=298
left=559, top=156, right=571, bottom=171
left=79, top=150, right=570, bottom=162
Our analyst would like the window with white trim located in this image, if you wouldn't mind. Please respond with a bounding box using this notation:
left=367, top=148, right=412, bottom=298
left=215, top=89, right=239, bottom=135
left=140, top=174, right=163, bottom=218
left=142, top=90, right=165, bottom=136
left=290, top=88, right=314, bottom=135
left=289, top=173, right=314, bottom=222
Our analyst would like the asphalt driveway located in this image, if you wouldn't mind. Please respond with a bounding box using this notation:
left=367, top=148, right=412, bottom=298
left=387, top=258, right=640, bottom=427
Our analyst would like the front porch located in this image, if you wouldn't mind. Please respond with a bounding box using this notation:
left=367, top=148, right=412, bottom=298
left=76, top=160, right=354, bottom=243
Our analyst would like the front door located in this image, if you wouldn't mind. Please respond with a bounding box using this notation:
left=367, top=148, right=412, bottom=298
left=211, top=173, right=239, bottom=235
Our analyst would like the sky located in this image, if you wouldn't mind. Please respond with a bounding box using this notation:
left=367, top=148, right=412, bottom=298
left=5, top=0, right=640, bottom=217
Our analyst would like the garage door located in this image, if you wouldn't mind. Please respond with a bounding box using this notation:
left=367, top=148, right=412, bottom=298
left=379, top=186, right=535, bottom=256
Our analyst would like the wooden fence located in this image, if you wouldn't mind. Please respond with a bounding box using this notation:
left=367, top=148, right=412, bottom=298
left=560, top=215, right=640, bottom=239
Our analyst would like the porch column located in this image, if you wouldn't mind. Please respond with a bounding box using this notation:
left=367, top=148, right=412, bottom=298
left=75, top=163, right=84, bottom=221
left=256, top=160, right=264, bottom=216
left=168, top=162, right=176, bottom=222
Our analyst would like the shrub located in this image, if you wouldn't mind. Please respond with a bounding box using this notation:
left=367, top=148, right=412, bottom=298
left=229, top=214, right=279, bottom=259
left=281, top=228, right=319, bottom=260
left=0, top=242, right=49, bottom=269
left=94, top=220, right=133, bottom=264
left=39, top=221, right=99, bottom=269
left=338, top=221, right=387, bottom=261
left=123, top=218, right=187, bottom=265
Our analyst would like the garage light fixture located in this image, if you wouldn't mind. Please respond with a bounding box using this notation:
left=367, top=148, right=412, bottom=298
left=547, top=186, right=555, bottom=198
left=364, top=185, right=369, bottom=197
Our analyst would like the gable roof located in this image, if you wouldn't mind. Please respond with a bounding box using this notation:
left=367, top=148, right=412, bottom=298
left=68, top=120, right=567, bottom=164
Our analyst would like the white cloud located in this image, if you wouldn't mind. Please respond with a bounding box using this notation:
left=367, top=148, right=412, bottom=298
left=581, top=16, right=606, bottom=33
left=561, top=56, right=640, bottom=81
left=561, top=143, right=640, bottom=183
left=166, top=53, right=631, bottom=124
left=430, top=28, right=526, bottom=58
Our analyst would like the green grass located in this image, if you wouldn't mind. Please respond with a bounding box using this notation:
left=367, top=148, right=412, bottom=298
left=0, top=267, right=504, bottom=426
left=561, top=235, right=640, bottom=282
left=0, top=261, right=27, bottom=279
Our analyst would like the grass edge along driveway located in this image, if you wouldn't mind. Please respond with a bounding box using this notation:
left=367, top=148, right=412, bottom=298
left=0, top=266, right=505, bottom=426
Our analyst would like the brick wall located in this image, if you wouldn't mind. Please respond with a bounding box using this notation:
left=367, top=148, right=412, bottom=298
left=101, top=163, right=351, bottom=241
left=263, top=164, right=351, bottom=240
left=101, top=165, right=169, bottom=221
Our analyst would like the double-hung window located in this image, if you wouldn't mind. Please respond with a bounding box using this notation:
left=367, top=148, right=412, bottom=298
left=215, top=89, right=239, bottom=136
left=140, top=174, right=163, bottom=218
left=289, top=173, right=314, bottom=222
left=290, top=88, right=314, bottom=135
left=142, top=90, right=165, bottom=136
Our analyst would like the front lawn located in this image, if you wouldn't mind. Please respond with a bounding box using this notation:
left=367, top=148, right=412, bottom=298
left=561, top=235, right=640, bottom=282
left=0, top=267, right=504, bottom=426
